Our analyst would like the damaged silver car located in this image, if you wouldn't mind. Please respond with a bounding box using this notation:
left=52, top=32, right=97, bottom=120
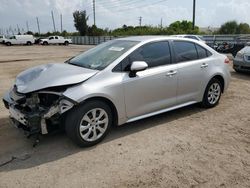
left=3, top=36, right=230, bottom=147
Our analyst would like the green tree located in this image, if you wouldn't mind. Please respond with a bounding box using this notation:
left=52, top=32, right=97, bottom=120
left=167, top=20, right=199, bottom=34
left=218, top=21, right=238, bottom=34
left=73, top=10, right=89, bottom=36
left=237, top=23, right=250, bottom=34
left=88, top=25, right=107, bottom=36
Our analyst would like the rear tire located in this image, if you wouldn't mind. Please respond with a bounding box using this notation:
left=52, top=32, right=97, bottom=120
left=64, top=41, right=69, bottom=46
left=65, top=100, right=112, bottom=147
left=201, top=78, right=222, bottom=108
left=6, top=42, right=11, bottom=46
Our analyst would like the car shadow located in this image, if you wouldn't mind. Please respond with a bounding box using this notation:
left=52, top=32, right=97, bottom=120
left=0, top=104, right=205, bottom=172
left=230, top=70, right=250, bottom=81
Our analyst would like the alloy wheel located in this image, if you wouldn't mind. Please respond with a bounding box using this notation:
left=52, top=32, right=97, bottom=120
left=207, top=83, right=221, bottom=105
left=79, top=108, right=109, bottom=142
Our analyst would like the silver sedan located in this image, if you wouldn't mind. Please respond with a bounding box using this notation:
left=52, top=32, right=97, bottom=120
left=233, top=45, right=250, bottom=72
left=3, top=36, right=231, bottom=147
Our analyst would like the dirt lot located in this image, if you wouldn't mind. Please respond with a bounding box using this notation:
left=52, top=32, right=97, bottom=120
left=0, top=44, right=249, bottom=188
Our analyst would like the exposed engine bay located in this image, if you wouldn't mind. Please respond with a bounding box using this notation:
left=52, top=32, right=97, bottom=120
left=3, top=85, right=75, bottom=139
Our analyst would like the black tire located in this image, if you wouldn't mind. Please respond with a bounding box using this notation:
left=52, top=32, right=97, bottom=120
left=64, top=41, right=69, bottom=46
left=201, top=78, right=222, bottom=108
left=26, top=41, right=32, bottom=45
left=43, top=41, right=48, bottom=45
left=6, top=42, right=11, bottom=46
left=65, top=100, right=112, bottom=147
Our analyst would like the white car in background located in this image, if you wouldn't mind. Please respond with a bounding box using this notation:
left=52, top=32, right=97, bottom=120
left=172, top=35, right=206, bottom=43
left=4, top=35, right=35, bottom=46
left=0, top=35, right=6, bottom=43
left=40, top=36, right=72, bottom=45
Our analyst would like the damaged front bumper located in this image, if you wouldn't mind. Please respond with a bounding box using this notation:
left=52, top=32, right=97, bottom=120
left=3, top=88, right=75, bottom=135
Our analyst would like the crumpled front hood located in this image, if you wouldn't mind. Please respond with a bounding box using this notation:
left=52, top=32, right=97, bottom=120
left=15, top=63, right=98, bottom=93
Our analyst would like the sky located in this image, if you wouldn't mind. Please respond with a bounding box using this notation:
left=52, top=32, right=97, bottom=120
left=0, top=0, right=250, bottom=34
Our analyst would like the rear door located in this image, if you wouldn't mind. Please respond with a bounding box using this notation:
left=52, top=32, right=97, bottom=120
left=173, top=41, right=213, bottom=104
left=123, top=41, right=178, bottom=119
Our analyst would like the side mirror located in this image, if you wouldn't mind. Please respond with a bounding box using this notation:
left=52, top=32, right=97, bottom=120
left=129, top=61, right=148, bottom=77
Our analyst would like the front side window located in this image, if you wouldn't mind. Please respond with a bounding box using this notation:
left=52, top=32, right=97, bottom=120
left=173, top=41, right=198, bottom=63
left=49, top=37, right=54, bottom=40
left=68, top=40, right=138, bottom=70
left=122, top=41, right=171, bottom=71
left=55, top=36, right=59, bottom=39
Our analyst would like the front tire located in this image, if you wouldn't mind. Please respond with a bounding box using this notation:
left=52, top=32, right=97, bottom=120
left=65, top=100, right=112, bottom=147
left=6, top=42, right=11, bottom=46
left=64, top=41, right=69, bottom=45
left=201, top=78, right=222, bottom=108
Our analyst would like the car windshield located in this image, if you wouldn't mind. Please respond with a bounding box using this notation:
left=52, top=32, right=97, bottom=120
left=67, top=40, right=138, bottom=70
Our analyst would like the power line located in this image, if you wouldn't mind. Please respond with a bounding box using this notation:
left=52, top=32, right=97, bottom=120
left=91, top=0, right=167, bottom=15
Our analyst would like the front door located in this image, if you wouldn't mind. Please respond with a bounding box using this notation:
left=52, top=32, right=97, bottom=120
left=123, top=41, right=178, bottom=119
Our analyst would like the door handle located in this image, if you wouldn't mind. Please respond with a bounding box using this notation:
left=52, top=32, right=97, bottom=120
left=166, top=70, right=177, bottom=77
left=201, top=63, right=208, bottom=68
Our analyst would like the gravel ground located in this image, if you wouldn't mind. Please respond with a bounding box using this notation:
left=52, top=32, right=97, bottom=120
left=0, top=44, right=249, bottom=188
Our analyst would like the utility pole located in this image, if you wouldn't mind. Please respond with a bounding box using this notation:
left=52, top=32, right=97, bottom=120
left=51, top=10, right=56, bottom=32
left=36, top=17, right=41, bottom=34
left=26, top=21, right=29, bottom=32
left=60, top=14, right=63, bottom=32
left=139, top=16, right=142, bottom=27
left=192, top=0, right=196, bottom=30
left=93, top=0, right=96, bottom=26
left=160, top=18, right=163, bottom=28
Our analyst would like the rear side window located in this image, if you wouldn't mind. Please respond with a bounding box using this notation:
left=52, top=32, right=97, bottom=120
left=128, top=41, right=171, bottom=69
left=196, top=44, right=212, bottom=59
left=173, top=41, right=198, bottom=63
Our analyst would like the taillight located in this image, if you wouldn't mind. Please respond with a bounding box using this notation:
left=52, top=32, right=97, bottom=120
left=224, top=58, right=230, bottom=64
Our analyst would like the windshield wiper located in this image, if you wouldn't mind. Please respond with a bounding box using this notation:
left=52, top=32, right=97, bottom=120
left=68, top=62, right=94, bottom=70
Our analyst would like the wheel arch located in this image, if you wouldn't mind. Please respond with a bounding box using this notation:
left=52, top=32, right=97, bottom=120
left=211, top=75, right=225, bottom=93
left=78, top=96, right=119, bottom=127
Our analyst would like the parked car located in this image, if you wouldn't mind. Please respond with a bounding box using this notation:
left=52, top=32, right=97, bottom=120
left=216, top=42, right=245, bottom=57
left=0, top=35, right=6, bottom=43
left=3, top=36, right=230, bottom=147
left=34, top=37, right=44, bottom=44
left=40, top=36, right=72, bottom=45
left=4, top=35, right=35, bottom=46
left=233, top=44, right=250, bottom=72
left=172, top=35, right=206, bottom=43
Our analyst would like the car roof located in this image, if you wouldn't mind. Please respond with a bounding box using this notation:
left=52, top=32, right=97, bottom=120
left=116, top=35, right=200, bottom=43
